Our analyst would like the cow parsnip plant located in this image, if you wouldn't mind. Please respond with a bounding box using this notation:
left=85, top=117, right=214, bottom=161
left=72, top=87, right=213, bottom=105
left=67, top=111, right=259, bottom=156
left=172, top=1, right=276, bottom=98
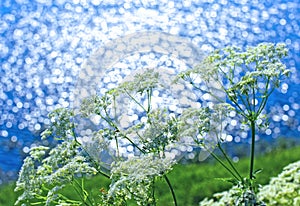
left=179, top=42, right=290, bottom=205
left=15, top=43, right=290, bottom=206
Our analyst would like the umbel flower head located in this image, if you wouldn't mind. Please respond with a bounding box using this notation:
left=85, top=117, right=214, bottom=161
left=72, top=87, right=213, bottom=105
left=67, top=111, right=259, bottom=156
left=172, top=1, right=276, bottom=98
left=131, top=108, right=181, bottom=154
left=14, top=109, right=98, bottom=206
left=107, top=153, right=176, bottom=205
left=118, top=68, right=161, bottom=94
left=179, top=42, right=289, bottom=125
left=258, top=160, right=300, bottom=205
left=14, top=141, right=98, bottom=205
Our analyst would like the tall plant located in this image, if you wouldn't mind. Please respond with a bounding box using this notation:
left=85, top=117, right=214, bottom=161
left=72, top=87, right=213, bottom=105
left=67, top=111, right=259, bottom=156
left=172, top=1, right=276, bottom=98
left=179, top=42, right=289, bottom=204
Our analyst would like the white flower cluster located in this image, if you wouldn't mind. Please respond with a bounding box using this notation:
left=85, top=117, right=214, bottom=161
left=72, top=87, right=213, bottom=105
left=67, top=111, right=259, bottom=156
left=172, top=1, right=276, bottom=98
left=199, top=160, right=300, bottom=206
left=138, top=108, right=180, bottom=153
left=180, top=43, right=290, bottom=120
left=118, top=68, right=161, bottom=94
left=258, top=160, right=300, bottom=205
left=15, top=139, right=97, bottom=205
left=107, top=154, right=176, bottom=205
left=79, top=131, right=111, bottom=166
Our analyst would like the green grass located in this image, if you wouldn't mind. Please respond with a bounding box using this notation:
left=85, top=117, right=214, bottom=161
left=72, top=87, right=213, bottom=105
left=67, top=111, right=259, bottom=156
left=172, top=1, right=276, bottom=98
left=1, top=145, right=300, bottom=206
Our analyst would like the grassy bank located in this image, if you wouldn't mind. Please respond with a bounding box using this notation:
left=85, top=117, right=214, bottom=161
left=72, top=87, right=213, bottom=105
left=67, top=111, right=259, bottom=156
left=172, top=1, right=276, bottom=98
left=1, top=145, right=300, bottom=206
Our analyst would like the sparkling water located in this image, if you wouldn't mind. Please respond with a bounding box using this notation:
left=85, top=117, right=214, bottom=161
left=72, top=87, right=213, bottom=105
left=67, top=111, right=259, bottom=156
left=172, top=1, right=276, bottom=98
left=0, top=0, right=300, bottom=183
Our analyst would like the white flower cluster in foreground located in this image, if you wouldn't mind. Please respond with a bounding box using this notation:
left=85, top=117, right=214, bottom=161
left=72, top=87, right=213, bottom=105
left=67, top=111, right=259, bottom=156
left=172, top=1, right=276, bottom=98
left=199, top=160, right=300, bottom=206
left=259, top=160, right=300, bottom=205
left=15, top=142, right=98, bottom=205
left=107, top=154, right=175, bottom=205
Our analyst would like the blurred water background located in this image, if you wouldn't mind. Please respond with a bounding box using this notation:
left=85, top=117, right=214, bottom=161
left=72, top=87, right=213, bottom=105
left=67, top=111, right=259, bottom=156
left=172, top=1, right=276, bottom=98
left=0, top=0, right=300, bottom=184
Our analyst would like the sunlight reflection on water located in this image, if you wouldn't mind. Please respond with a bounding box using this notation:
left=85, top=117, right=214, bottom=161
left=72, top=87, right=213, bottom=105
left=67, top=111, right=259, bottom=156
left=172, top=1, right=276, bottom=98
left=0, top=0, right=300, bottom=181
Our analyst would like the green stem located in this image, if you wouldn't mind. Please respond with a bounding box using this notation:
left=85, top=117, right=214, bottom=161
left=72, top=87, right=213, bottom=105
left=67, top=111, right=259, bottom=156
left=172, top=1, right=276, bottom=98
left=115, top=136, right=120, bottom=158
left=257, top=81, right=274, bottom=116
left=71, top=129, right=110, bottom=179
left=249, top=120, right=256, bottom=179
left=98, top=114, right=145, bottom=154
left=124, top=89, right=147, bottom=113
left=227, top=93, right=248, bottom=119
left=249, top=77, right=257, bottom=180
left=187, top=80, right=225, bottom=104
left=121, top=133, right=145, bottom=153
left=189, top=78, right=247, bottom=119
left=98, top=169, right=110, bottom=179
left=209, top=150, right=240, bottom=181
left=164, top=175, right=177, bottom=206
left=81, top=178, right=94, bottom=206
left=72, top=179, right=90, bottom=206
left=151, top=178, right=156, bottom=206
left=252, top=81, right=256, bottom=113
left=217, top=143, right=243, bottom=181
left=57, top=194, right=83, bottom=204
left=257, top=94, right=268, bottom=116
left=238, top=90, right=252, bottom=114
left=147, top=88, right=152, bottom=113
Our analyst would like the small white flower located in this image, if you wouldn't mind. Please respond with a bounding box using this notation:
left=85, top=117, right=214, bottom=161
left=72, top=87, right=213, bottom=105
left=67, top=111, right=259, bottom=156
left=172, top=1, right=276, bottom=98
left=108, top=154, right=176, bottom=204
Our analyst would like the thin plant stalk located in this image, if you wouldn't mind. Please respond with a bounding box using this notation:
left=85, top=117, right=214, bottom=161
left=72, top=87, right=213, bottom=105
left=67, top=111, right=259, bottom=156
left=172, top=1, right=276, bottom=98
left=217, top=142, right=243, bottom=181
left=151, top=178, right=156, bottom=206
left=164, top=175, right=178, bottom=206
left=249, top=120, right=256, bottom=180
left=208, top=148, right=240, bottom=182
left=71, top=179, right=90, bottom=206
